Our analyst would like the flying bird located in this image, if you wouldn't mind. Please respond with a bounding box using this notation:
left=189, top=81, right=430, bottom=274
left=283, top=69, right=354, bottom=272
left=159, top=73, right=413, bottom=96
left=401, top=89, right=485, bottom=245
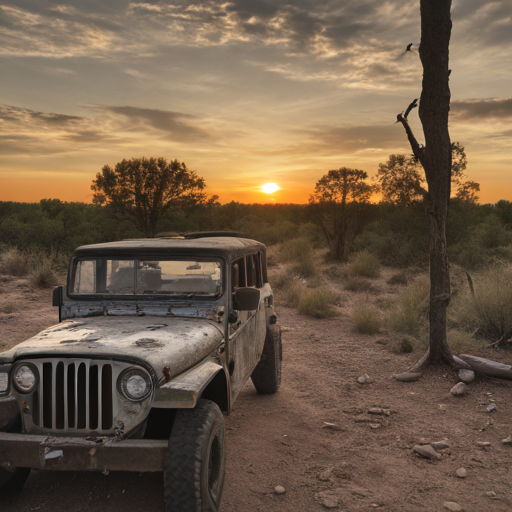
left=404, top=98, right=418, bottom=119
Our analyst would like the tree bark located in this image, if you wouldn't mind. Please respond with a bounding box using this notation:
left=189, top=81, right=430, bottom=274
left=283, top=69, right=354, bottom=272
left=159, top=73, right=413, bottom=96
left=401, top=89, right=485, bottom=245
left=397, top=0, right=455, bottom=369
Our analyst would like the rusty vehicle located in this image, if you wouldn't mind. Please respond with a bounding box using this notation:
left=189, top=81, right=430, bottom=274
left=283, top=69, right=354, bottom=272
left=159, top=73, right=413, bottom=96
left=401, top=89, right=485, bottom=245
left=0, top=233, right=282, bottom=511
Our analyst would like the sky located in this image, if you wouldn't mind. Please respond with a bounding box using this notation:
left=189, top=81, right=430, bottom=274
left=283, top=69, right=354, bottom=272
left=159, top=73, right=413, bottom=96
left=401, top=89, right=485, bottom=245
left=0, top=0, right=511, bottom=204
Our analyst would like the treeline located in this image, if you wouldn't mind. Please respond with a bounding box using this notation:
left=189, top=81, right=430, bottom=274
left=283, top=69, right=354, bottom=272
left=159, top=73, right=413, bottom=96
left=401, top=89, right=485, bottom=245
left=1, top=198, right=511, bottom=269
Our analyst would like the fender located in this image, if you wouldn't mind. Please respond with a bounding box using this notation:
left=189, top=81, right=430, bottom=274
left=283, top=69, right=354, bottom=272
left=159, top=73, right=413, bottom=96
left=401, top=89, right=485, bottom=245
left=153, top=359, right=226, bottom=409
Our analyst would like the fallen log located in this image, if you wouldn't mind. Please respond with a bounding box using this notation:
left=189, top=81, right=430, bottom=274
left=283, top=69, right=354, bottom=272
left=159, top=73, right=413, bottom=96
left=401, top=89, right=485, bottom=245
left=457, top=355, right=512, bottom=381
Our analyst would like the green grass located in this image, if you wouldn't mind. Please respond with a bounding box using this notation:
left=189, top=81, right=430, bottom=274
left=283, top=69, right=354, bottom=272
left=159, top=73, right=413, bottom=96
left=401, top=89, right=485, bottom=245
left=352, top=298, right=382, bottom=334
left=345, top=250, right=381, bottom=279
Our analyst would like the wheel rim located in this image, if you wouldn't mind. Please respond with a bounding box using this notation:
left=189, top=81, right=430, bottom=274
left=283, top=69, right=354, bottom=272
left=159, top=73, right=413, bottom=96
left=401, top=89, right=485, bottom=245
left=207, top=434, right=223, bottom=502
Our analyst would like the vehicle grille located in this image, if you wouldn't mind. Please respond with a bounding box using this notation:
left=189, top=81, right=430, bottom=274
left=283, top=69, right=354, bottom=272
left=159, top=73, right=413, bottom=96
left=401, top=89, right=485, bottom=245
left=31, top=359, right=115, bottom=433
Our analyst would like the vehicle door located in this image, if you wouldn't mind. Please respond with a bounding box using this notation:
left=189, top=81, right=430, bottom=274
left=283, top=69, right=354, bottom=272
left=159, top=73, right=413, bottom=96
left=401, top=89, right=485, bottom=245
left=228, top=254, right=266, bottom=398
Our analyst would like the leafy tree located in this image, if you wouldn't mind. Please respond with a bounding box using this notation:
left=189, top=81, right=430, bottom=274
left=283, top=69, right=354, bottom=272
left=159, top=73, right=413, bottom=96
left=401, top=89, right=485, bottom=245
left=91, top=157, right=212, bottom=237
left=375, top=155, right=424, bottom=204
left=309, top=168, right=374, bottom=261
left=376, top=143, right=480, bottom=204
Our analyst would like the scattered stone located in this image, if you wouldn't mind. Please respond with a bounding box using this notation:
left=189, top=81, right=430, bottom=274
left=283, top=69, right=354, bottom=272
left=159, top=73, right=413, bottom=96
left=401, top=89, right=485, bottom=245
left=486, top=491, right=497, bottom=498
left=455, top=467, right=467, bottom=478
left=315, top=491, right=339, bottom=509
left=318, top=469, right=332, bottom=482
left=370, top=423, right=381, bottom=429
left=432, top=441, right=450, bottom=450
left=476, top=441, right=491, bottom=448
left=368, top=408, right=385, bottom=415
left=502, top=436, right=512, bottom=445
left=418, top=437, right=430, bottom=445
left=451, top=382, right=467, bottom=396
left=376, top=339, right=387, bottom=345
left=443, top=502, right=463, bottom=511
left=357, top=374, right=372, bottom=384
left=394, top=372, right=422, bottom=382
left=274, top=485, right=286, bottom=495
left=458, top=369, right=475, bottom=383
left=486, top=404, right=497, bottom=413
left=413, top=444, right=442, bottom=460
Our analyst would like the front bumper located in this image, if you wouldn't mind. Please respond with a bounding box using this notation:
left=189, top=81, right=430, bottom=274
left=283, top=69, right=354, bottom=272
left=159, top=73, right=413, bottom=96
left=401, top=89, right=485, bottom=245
left=0, top=432, right=167, bottom=472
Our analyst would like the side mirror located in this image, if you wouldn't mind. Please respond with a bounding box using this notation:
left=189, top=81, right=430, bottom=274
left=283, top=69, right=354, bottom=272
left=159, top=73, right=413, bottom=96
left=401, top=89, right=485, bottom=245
left=233, top=288, right=260, bottom=311
left=53, top=286, right=65, bottom=322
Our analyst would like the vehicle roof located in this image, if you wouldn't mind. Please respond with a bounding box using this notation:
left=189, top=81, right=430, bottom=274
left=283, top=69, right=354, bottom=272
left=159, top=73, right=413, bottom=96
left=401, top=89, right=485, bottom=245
left=72, top=237, right=266, bottom=259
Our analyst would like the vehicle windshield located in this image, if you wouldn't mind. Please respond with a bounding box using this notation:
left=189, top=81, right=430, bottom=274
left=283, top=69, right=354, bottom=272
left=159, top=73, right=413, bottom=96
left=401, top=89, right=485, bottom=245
left=71, top=258, right=222, bottom=298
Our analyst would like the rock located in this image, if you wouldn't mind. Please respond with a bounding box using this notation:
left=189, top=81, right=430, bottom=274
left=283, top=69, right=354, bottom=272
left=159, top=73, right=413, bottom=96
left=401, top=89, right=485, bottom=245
left=502, top=436, right=512, bottom=445
left=318, top=469, right=333, bottom=482
left=274, top=485, right=286, bottom=495
left=476, top=441, right=491, bottom=448
left=451, top=382, right=467, bottom=396
left=315, top=492, right=339, bottom=509
left=368, top=408, right=384, bottom=415
left=458, top=369, right=475, bottom=383
left=357, top=374, right=372, bottom=384
left=443, top=502, right=463, bottom=511
left=394, top=372, right=422, bottom=382
left=413, top=444, right=442, bottom=460
left=432, top=441, right=450, bottom=450
left=418, top=438, right=430, bottom=445
left=455, top=467, right=467, bottom=478
left=486, top=491, right=497, bottom=498
left=486, top=403, right=497, bottom=413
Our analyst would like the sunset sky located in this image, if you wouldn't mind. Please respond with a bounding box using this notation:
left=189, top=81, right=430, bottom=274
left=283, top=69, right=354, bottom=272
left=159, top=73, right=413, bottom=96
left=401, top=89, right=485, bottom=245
left=0, top=0, right=511, bottom=204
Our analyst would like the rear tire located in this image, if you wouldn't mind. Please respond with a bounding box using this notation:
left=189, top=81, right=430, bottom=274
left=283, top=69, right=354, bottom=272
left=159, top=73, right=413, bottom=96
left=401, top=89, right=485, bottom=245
left=163, top=399, right=225, bottom=512
left=251, top=324, right=282, bottom=394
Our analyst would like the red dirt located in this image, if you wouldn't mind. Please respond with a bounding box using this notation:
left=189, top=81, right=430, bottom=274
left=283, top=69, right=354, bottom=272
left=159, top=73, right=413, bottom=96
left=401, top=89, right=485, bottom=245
left=1, top=272, right=511, bottom=512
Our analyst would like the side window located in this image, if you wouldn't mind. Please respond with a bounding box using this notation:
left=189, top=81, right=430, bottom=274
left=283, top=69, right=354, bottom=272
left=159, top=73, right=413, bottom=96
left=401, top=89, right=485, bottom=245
left=246, top=254, right=262, bottom=288
left=231, top=258, right=246, bottom=291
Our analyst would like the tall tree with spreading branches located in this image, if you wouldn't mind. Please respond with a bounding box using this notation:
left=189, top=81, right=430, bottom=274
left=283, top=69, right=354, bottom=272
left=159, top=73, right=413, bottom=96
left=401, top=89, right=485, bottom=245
left=91, top=157, right=212, bottom=237
left=309, top=168, right=374, bottom=261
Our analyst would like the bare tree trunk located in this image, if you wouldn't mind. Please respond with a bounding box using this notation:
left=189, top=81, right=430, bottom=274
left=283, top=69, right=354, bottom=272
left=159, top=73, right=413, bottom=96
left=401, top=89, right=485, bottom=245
left=397, top=0, right=455, bottom=372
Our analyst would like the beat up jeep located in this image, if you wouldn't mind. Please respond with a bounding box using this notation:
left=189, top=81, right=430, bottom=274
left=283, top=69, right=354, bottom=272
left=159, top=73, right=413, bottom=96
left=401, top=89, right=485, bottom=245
left=0, top=233, right=282, bottom=511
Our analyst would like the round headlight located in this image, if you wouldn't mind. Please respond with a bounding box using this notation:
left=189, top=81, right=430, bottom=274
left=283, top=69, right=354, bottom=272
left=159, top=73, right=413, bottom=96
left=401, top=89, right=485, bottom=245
left=13, top=364, right=38, bottom=393
left=118, top=368, right=152, bottom=401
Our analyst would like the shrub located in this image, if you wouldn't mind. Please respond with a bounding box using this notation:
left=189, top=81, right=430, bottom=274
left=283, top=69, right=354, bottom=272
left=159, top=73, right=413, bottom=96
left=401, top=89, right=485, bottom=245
left=282, top=279, right=304, bottom=308
left=345, top=250, right=381, bottom=279
left=298, top=287, right=337, bottom=318
left=450, top=264, right=512, bottom=340
left=344, top=277, right=375, bottom=292
left=292, top=258, right=318, bottom=278
left=394, top=336, right=415, bottom=353
left=280, top=237, right=313, bottom=263
left=387, top=275, right=429, bottom=335
left=29, top=259, right=58, bottom=288
left=387, top=271, right=409, bottom=286
left=352, top=298, right=381, bottom=334
left=1, top=248, right=30, bottom=276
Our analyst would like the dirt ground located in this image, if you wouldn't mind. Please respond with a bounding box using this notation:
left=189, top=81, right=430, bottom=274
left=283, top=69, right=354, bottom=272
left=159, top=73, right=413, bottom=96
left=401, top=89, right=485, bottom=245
left=1, top=271, right=511, bottom=512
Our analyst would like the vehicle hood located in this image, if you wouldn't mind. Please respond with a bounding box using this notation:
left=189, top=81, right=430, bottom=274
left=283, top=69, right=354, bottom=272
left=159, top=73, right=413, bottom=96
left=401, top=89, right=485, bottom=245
left=0, top=317, right=225, bottom=379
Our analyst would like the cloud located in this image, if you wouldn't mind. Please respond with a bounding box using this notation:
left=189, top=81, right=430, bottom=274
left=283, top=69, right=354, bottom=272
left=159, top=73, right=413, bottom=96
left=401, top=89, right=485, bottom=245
left=0, top=103, right=212, bottom=156
left=98, top=106, right=211, bottom=141
left=452, top=98, right=512, bottom=120
left=282, top=123, right=409, bottom=157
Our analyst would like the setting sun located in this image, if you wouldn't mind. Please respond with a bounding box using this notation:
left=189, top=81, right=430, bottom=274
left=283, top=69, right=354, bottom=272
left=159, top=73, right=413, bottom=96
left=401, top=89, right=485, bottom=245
left=262, top=183, right=280, bottom=194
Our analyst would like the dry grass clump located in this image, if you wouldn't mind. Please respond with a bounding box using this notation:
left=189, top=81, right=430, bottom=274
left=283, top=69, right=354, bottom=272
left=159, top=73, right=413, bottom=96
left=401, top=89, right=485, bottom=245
left=345, top=250, right=381, bottom=279
left=283, top=280, right=304, bottom=308
left=387, top=271, right=409, bottom=286
left=391, top=335, right=416, bottom=354
left=344, top=277, right=378, bottom=293
left=450, top=264, right=512, bottom=341
left=29, top=259, right=58, bottom=288
left=387, top=275, right=429, bottom=335
left=298, top=287, right=337, bottom=318
left=279, top=237, right=318, bottom=278
left=352, top=297, right=382, bottom=334
left=1, top=248, right=30, bottom=276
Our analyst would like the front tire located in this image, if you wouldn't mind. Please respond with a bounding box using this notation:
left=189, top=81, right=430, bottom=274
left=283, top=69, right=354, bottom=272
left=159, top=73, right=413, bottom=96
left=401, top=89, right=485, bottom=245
left=251, top=324, right=282, bottom=394
left=164, top=399, right=226, bottom=512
